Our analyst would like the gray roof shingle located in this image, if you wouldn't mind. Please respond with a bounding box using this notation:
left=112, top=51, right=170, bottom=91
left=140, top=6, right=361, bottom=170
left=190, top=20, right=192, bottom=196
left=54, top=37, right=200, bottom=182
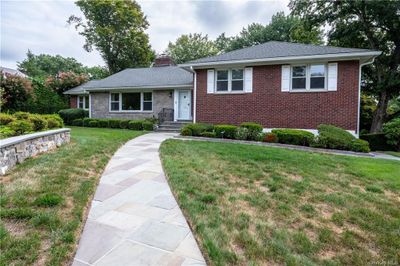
left=64, top=80, right=102, bottom=95
left=185, top=41, right=380, bottom=65
left=84, top=66, right=193, bottom=90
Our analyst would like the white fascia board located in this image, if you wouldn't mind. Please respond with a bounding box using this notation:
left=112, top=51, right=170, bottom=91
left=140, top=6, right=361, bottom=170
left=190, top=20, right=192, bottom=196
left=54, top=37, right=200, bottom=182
left=85, top=84, right=193, bottom=92
left=179, top=51, right=382, bottom=68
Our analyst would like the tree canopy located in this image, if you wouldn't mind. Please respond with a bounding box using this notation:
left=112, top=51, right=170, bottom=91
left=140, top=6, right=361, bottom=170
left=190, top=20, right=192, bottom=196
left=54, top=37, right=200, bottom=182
left=68, top=0, right=155, bottom=73
left=17, top=50, right=109, bottom=79
left=290, top=0, right=400, bottom=132
left=166, top=33, right=219, bottom=64
left=218, top=12, right=323, bottom=52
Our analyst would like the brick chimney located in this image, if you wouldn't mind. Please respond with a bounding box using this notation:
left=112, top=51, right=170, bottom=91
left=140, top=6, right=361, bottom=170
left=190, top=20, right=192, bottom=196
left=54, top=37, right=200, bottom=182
left=153, top=54, right=175, bottom=67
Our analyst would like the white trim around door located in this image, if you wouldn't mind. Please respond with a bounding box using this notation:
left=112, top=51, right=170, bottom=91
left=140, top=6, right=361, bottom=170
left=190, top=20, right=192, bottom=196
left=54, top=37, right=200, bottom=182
left=174, top=89, right=192, bottom=121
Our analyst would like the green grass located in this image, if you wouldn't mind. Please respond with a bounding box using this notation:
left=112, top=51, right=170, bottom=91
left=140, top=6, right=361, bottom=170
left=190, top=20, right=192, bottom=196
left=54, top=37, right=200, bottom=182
left=0, top=127, right=144, bottom=265
left=383, top=151, right=400, bottom=158
left=160, top=140, right=400, bottom=266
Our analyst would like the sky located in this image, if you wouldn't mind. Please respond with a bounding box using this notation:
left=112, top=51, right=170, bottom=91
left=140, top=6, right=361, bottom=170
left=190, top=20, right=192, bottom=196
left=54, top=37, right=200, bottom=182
left=1, top=0, right=289, bottom=69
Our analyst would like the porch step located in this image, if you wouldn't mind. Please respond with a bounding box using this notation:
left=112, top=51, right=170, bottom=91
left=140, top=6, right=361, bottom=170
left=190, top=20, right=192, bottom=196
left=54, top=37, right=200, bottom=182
left=156, top=121, right=192, bottom=132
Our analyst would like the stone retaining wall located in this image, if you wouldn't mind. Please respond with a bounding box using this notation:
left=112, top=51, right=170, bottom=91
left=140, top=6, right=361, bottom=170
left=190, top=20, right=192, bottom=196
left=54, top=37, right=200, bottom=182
left=0, top=128, right=70, bottom=175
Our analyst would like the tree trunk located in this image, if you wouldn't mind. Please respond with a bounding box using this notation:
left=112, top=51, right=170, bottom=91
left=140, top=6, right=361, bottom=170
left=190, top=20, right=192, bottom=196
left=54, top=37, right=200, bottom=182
left=370, top=90, right=389, bottom=133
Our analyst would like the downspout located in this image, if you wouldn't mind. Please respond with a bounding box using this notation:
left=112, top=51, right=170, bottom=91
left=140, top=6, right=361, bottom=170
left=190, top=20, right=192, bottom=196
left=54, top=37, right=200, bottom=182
left=357, top=57, right=376, bottom=137
left=192, top=66, right=197, bottom=123
left=88, top=91, right=92, bottom=118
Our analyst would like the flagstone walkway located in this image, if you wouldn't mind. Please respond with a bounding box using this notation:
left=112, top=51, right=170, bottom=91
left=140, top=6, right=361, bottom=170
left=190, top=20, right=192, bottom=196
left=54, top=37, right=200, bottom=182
left=72, top=133, right=206, bottom=266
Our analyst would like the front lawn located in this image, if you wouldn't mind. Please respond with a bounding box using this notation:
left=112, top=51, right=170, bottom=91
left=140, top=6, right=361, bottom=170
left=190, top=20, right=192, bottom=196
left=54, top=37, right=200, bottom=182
left=160, top=140, right=400, bottom=266
left=0, top=127, right=144, bottom=265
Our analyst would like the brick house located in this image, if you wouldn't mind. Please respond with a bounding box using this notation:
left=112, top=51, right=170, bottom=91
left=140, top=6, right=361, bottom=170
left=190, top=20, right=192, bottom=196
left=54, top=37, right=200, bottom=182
left=64, top=41, right=380, bottom=135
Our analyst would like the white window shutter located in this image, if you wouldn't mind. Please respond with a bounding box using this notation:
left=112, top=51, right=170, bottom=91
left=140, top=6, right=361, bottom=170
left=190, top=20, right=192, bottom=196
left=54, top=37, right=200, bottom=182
left=207, top=70, right=215, bottom=94
left=244, top=67, right=253, bottom=93
left=328, top=63, right=338, bottom=91
left=281, top=65, right=290, bottom=92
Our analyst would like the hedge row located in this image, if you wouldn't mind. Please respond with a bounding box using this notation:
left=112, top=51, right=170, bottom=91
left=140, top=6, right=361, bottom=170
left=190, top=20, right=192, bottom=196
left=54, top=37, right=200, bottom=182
left=181, top=122, right=371, bottom=153
left=71, top=118, right=155, bottom=131
left=58, top=108, right=89, bottom=125
left=0, top=112, right=64, bottom=138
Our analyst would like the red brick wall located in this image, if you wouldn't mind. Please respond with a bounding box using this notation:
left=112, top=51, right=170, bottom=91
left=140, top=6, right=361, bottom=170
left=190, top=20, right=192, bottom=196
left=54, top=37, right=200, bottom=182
left=70, top=96, right=77, bottom=108
left=195, top=60, right=359, bottom=131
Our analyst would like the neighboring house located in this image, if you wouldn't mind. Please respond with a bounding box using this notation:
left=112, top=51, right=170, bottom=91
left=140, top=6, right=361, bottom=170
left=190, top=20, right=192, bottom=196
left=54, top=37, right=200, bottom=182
left=64, top=41, right=381, bottom=135
left=0, top=66, right=28, bottom=78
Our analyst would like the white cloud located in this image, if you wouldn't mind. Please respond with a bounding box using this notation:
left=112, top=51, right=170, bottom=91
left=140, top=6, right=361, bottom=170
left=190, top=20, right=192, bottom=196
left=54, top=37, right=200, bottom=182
left=1, top=0, right=289, bottom=69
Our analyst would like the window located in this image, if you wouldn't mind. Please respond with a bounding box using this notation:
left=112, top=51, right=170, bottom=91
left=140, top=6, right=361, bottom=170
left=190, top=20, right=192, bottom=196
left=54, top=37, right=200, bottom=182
left=122, top=93, right=141, bottom=111
left=78, top=95, right=89, bottom=110
left=231, top=69, right=244, bottom=91
left=143, top=92, right=152, bottom=111
left=216, top=70, right=228, bottom=91
left=216, top=69, right=244, bottom=92
left=291, top=64, right=326, bottom=91
left=109, top=92, right=152, bottom=112
left=291, top=66, right=306, bottom=90
left=310, top=64, right=325, bottom=89
left=110, top=93, right=119, bottom=111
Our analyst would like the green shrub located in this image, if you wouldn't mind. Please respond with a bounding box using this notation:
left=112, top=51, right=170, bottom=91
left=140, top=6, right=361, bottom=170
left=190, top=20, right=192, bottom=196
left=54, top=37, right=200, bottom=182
left=88, top=120, right=99, bottom=127
left=350, top=139, right=370, bottom=153
left=42, top=114, right=64, bottom=128
left=240, top=122, right=263, bottom=140
left=214, top=125, right=238, bottom=139
left=58, top=108, right=88, bottom=125
left=272, top=129, right=314, bottom=146
left=34, top=193, right=63, bottom=207
left=144, top=117, right=158, bottom=124
left=128, top=120, right=144, bottom=130
left=182, top=123, right=213, bottom=136
left=263, top=132, right=278, bottom=143
left=13, top=111, right=30, bottom=120
left=9, top=120, right=33, bottom=135
left=97, top=119, right=110, bottom=128
left=313, top=124, right=356, bottom=150
left=142, top=121, right=154, bottom=131
left=83, top=118, right=94, bottom=127
left=119, top=120, right=130, bottom=129
left=28, top=115, right=48, bottom=131
left=181, top=127, right=192, bottom=136
left=200, top=131, right=216, bottom=138
left=72, top=119, right=83, bottom=126
left=0, top=113, right=15, bottom=125
left=109, top=119, right=122, bottom=128
left=360, top=133, right=394, bottom=151
left=383, top=118, right=400, bottom=150
left=0, top=126, right=15, bottom=138
left=235, top=127, right=249, bottom=140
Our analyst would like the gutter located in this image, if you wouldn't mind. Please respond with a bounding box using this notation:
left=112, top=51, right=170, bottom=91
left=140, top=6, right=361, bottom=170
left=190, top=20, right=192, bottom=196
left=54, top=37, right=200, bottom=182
left=357, top=56, right=379, bottom=137
left=179, top=51, right=382, bottom=68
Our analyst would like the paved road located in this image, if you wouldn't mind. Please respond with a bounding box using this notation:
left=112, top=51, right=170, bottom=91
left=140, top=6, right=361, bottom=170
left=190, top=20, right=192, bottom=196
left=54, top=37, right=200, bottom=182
left=72, top=133, right=206, bottom=266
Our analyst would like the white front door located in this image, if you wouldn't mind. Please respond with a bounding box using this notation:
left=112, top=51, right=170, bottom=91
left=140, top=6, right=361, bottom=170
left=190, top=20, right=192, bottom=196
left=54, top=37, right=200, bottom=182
left=178, top=90, right=191, bottom=120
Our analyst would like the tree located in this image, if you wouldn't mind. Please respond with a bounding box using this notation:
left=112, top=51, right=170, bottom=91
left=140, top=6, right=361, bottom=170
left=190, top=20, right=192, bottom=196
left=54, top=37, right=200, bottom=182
left=18, top=50, right=86, bottom=78
left=85, top=66, right=109, bottom=79
left=220, top=12, right=323, bottom=52
left=166, top=33, right=219, bottom=64
left=0, top=73, right=33, bottom=112
left=45, top=72, right=88, bottom=95
left=290, top=0, right=400, bottom=132
left=68, top=0, right=155, bottom=73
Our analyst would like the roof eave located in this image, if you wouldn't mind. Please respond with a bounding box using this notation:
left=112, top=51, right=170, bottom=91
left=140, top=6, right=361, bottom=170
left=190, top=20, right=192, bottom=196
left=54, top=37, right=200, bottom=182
left=179, top=51, right=382, bottom=68
left=85, top=84, right=193, bottom=92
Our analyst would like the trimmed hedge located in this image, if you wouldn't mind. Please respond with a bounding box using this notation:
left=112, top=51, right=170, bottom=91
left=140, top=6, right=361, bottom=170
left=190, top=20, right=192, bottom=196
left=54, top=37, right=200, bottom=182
left=58, top=108, right=88, bottom=125
left=240, top=122, right=263, bottom=140
left=0, top=113, right=15, bottom=125
left=313, top=124, right=370, bottom=152
left=272, top=129, right=315, bottom=146
left=9, top=120, right=33, bottom=135
left=180, top=123, right=214, bottom=136
left=70, top=117, right=155, bottom=131
left=383, top=118, right=400, bottom=150
left=215, top=125, right=238, bottom=139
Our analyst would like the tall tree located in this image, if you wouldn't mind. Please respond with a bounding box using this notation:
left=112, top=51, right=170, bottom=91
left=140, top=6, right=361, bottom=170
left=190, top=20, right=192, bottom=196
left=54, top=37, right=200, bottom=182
left=0, top=73, right=33, bottom=112
left=290, top=0, right=400, bottom=132
left=68, top=0, right=155, bottom=73
left=166, top=33, right=219, bottom=64
left=219, top=12, right=323, bottom=52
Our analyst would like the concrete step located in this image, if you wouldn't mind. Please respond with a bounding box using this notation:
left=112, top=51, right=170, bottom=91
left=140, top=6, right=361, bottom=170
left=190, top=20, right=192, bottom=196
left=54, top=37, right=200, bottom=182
left=156, top=127, right=181, bottom=132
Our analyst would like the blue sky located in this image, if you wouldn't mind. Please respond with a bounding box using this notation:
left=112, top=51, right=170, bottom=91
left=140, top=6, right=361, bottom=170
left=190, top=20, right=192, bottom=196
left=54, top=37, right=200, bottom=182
left=1, top=0, right=289, bottom=69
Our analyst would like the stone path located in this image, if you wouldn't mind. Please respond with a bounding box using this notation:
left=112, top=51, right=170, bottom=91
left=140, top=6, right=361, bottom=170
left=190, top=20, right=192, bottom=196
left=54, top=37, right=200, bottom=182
left=72, top=133, right=206, bottom=266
